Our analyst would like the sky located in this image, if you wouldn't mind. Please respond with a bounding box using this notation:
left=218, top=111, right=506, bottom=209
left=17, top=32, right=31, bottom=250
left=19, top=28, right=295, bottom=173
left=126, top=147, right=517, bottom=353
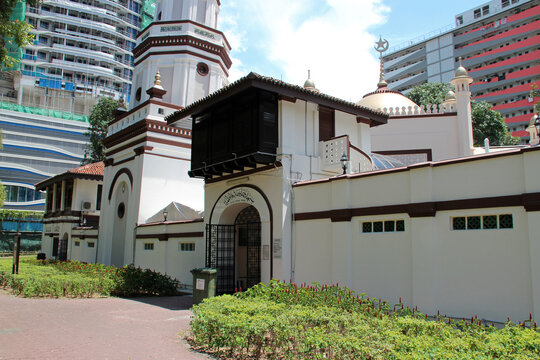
left=218, top=0, right=489, bottom=102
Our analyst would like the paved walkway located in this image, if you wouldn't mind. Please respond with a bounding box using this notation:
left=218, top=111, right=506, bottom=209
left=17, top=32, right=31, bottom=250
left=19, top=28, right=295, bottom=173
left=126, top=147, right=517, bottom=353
left=0, top=290, right=215, bottom=360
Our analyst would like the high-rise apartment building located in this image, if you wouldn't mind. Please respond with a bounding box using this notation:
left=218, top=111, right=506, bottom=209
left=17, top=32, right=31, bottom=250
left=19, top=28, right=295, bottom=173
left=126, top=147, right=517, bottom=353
left=383, top=0, right=539, bottom=142
left=0, top=0, right=156, bottom=211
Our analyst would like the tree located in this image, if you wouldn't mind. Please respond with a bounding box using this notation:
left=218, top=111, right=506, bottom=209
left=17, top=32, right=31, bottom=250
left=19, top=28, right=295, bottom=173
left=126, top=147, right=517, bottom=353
left=406, top=82, right=451, bottom=108
left=406, top=82, right=519, bottom=146
left=1, top=0, right=41, bottom=68
left=471, top=100, right=519, bottom=146
left=82, top=97, right=125, bottom=164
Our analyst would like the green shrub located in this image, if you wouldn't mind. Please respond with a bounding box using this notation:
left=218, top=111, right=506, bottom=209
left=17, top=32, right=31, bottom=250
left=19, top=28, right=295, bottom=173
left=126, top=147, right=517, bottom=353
left=112, top=264, right=179, bottom=297
left=0, top=258, right=180, bottom=298
left=190, top=281, right=540, bottom=359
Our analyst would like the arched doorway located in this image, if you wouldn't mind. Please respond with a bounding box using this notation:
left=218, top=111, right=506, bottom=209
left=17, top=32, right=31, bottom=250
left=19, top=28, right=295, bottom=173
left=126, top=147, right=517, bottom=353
left=207, top=186, right=271, bottom=295
left=235, top=206, right=261, bottom=291
left=59, top=233, right=68, bottom=261
left=206, top=205, right=261, bottom=294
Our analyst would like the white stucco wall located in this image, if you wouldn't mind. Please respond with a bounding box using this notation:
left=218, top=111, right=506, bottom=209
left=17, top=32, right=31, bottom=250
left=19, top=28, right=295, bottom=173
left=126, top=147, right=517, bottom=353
left=70, top=229, right=99, bottom=264
left=72, top=179, right=102, bottom=213
left=370, top=114, right=460, bottom=161
left=134, top=221, right=205, bottom=285
left=292, top=148, right=540, bottom=322
left=138, top=141, right=204, bottom=220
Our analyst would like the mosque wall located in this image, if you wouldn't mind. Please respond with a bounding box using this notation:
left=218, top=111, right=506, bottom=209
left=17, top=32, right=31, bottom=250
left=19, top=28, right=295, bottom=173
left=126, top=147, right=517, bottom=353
left=370, top=114, right=461, bottom=161
left=138, top=139, right=204, bottom=221
left=203, top=167, right=287, bottom=282
left=134, top=220, right=205, bottom=286
left=292, top=147, right=540, bottom=323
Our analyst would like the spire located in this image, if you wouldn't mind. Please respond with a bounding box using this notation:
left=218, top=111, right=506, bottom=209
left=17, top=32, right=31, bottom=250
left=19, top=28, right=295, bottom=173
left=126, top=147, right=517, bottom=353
left=303, top=69, right=318, bottom=92
left=454, top=57, right=469, bottom=78
left=374, top=36, right=389, bottom=88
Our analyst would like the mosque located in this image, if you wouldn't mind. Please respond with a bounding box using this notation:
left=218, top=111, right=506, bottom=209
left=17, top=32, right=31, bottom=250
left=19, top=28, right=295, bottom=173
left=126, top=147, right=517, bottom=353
left=37, top=0, right=540, bottom=323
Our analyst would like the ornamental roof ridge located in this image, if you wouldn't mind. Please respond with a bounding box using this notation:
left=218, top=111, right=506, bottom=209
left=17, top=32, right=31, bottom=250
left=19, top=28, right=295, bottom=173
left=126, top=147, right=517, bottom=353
left=166, top=72, right=388, bottom=125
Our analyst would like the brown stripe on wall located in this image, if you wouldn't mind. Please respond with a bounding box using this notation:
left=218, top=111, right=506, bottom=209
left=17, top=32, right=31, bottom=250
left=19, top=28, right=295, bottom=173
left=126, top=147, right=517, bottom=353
left=71, top=234, right=99, bottom=239
left=136, top=232, right=204, bottom=241
left=294, top=192, right=540, bottom=222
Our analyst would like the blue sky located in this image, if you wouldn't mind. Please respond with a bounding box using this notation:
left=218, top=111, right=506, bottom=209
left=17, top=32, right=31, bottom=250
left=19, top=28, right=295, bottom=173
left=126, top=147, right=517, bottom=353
left=219, top=0, right=489, bottom=101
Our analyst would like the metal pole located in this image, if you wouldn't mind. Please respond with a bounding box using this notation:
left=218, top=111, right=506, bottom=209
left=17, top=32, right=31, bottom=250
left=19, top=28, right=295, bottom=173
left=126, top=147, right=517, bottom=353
left=12, top=232, right=21, bottom=274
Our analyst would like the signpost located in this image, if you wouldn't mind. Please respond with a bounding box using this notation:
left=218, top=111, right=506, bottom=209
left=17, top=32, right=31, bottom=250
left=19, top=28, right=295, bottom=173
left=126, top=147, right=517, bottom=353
left=12, top=232, right=21, bottom=274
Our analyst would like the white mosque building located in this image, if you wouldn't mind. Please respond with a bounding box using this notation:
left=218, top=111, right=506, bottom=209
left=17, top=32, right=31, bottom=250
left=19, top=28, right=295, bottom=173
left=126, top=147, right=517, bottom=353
left=38, top=0, right=540, bottom=324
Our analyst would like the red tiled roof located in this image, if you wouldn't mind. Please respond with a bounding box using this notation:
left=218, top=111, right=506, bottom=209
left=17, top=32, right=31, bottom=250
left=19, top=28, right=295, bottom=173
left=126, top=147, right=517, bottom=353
left=68, top=162, right=105, bottom=176
left=35, top=162, right=104, bottom=190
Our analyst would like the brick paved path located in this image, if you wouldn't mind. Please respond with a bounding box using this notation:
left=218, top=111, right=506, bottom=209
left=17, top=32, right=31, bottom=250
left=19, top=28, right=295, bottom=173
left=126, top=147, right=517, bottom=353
left=0, top=291, right=214, bottom=360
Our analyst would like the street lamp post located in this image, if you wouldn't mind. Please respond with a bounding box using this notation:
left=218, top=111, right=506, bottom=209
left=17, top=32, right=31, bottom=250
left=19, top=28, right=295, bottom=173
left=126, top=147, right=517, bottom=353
left=340, top=153, right=348, bottom=175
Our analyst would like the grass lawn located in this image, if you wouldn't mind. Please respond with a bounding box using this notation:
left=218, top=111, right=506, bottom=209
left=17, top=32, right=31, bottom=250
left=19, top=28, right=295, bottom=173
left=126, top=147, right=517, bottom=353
left=0, top=257, right=180, bottom=298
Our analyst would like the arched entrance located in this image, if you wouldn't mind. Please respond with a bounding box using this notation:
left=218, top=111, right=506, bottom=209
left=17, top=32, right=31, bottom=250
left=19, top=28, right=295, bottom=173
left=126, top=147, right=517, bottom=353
left=207, top=186, right=272, bottom=295
left=59, top=233, right=68, bottom=261
left=235, top=206, right=261, bottom=290
left=111, top=181, right=129, bottom=267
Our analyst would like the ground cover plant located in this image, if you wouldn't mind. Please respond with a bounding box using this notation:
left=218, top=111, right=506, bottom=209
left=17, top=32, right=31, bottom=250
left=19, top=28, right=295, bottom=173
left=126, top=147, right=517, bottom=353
left=0, top=257, right=180, bottom=298
left=190, top=280, right=540, bottom=359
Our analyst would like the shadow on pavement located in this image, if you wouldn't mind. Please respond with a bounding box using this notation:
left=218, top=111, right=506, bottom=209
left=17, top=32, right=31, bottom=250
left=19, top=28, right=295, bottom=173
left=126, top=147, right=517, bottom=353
left=125, top=294, right=194, bottom=310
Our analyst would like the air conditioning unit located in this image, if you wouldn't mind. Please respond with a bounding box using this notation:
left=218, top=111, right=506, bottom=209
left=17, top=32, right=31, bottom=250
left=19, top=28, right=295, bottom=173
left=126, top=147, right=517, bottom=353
left=82, top=201, right=94, bottom=211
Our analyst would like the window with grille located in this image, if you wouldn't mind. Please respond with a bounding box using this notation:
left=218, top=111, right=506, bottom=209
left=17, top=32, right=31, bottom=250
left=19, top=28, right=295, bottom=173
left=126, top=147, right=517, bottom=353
left=87, top=242, right=95, bottom=248
left=179, top=242, right=195, bottom=252
left=452, top=214, right=513, bottom=230
left=74, top=241, right=80, bottom=247
left=362, top=220, right=405, bottom=233
left=144, top=243, right=154, bottom=250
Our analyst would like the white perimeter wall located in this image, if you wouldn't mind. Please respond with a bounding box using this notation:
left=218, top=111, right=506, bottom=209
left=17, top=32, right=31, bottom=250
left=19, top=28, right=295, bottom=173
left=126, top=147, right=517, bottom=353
left=134, top=221, right=205, bottom=285
left=70, top=228, right=99, bottom=263
left=293, top=148, right=540, bottom=322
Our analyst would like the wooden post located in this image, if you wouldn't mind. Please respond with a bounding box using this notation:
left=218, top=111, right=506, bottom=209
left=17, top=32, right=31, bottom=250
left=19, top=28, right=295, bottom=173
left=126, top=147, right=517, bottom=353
left=12, top=232, right=21, bottom=274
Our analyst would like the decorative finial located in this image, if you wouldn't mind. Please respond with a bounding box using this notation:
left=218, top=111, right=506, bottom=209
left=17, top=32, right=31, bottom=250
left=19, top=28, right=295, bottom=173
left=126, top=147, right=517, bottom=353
left=154, top=71, right=162, bottom=87
left=374, top=36, right=389, bottom=88
left=304, top=69, right=318, bottom=92
left=454, top=56, right=470, bottom=78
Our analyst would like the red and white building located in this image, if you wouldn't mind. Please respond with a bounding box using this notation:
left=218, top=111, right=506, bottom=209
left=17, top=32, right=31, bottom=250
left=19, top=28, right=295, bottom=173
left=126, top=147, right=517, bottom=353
left=383, top=0, right=540, bottom=142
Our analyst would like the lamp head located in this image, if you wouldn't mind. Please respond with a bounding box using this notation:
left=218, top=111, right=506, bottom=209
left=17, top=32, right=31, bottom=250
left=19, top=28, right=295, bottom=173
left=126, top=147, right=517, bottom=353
left=163, top=209, right=168, bottom=222
left=340, top=153, right=348, bottom=175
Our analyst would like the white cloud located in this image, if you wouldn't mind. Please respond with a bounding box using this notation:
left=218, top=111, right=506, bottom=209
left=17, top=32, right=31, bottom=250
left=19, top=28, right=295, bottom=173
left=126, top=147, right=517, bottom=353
left=220, top=0, right=390, bottom=102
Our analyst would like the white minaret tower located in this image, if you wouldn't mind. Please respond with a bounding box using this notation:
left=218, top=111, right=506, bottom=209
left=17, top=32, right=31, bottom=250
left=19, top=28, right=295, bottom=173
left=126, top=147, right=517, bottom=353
left=450, top=57, right=474, bottom=157
left=130, top=0, right=231, bottom=109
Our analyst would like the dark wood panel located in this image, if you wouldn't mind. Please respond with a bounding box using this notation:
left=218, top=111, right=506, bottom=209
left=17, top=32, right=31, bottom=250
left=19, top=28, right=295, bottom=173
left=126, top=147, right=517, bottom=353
left=319, top=106, right=335, bottom=141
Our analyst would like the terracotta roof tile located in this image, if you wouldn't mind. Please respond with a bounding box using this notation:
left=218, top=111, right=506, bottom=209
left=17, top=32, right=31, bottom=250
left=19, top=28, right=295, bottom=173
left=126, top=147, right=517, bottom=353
left=68, top=162, right=105, bottom=176
left=35, top=162, right=104, bottom=190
